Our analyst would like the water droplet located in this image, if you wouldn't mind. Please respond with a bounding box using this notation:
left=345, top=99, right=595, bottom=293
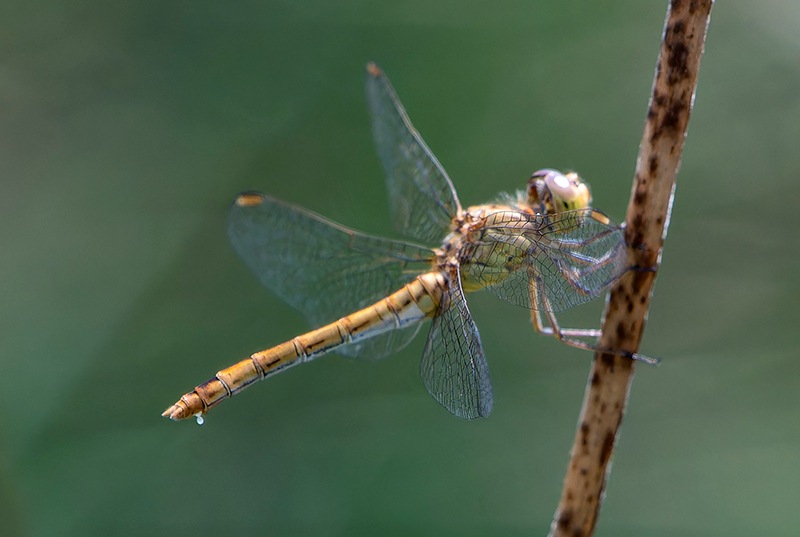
left=195, top=413, right=205, bottom=426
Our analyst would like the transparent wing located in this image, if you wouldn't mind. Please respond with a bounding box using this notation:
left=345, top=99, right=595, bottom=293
left=342, top=322, right=423, bottom=360
left=463, top=209, right=628, bottom=312
left=228, top=192, right=434, bottom=358
left=366, top=63, right=461, bottom=244
left=419, top=268, right=493, bottom=420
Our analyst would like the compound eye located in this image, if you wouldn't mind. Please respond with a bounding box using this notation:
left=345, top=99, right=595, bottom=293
left=529, top=169, right=592, bottom=211
left=530, top=168, right=559, bottom=182
left=544, top=171, right=578, bottom=201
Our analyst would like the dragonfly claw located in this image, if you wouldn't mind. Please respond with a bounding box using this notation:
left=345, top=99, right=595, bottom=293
left=631, top=352, right=661, bottom=366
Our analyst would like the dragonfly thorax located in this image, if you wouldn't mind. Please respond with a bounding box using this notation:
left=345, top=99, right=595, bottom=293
left=437, top=170, right=597, bottom=295
left=435, top=204, right=533, bottom=293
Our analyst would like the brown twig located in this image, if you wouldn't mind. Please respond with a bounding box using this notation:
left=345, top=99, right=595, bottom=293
left=548, top=2, right=714, bottom=536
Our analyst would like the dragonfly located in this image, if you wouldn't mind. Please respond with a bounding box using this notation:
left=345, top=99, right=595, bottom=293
left=163, top=63, right=654, bottom=425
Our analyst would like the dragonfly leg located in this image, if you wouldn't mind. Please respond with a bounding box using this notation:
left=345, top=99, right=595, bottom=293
left=528, top=276, right=602, bottom=339
left=531, top=306, right=602, bottom=338
left=529, top=277, right=659, bottom=365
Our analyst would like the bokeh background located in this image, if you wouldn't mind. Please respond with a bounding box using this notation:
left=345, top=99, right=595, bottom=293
left=3, top=1, right=798, bottom=536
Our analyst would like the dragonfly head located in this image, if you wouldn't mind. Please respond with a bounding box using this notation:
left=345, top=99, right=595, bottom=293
left=527, top=169, right=592, bottom=214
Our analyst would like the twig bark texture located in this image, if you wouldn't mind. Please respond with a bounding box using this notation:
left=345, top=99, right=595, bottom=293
left=548, top=2, right=713, bottom=536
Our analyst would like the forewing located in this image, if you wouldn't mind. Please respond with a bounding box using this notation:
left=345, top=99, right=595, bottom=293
left=366, top=63, right=461, bottom=244
left=419, top=269, right=493, bottom=419
left=467, top=209, right=628, bottom=312
left=228, top=192, right=433, bottom=358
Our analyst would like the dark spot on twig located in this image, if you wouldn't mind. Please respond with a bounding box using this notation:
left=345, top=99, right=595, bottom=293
left=666, top=32, right=690, bottom=86
left=615, top=323, right=626, bottom=340
left=599, top=431, right=615, bottom=466
left=629, top=319, right=639, bottom=334
left=625, top=224, right=646, bottom=254
left=631, top=270, right=649, bottom=294
left=649, top=155, right=659, bottom=175
left=648, top=91, right=669, bottom=143
left=649, top=131, right=660, bottom=146
left=634, top=188, right=648, bottom=206
left=663, top=96, right=687, bottom=133
left=669, top=19, right=686, bottom=35
left=591, top=371, right=601, bottom=386
left=557, top=509, right=573, bottom=530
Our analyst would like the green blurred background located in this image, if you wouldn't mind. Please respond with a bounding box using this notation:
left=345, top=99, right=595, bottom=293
left=3, top=1, right=799, bottom=535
